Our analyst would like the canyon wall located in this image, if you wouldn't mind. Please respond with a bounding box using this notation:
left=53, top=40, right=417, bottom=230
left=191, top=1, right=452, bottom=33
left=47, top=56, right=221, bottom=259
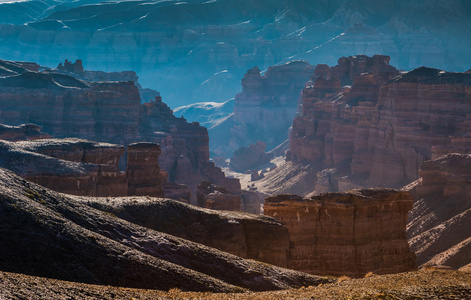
left=264, top=189, right=417, bottom=277
left=0, top=59, right=240, bottom=204
left=226, top=61, right=315, bottom=155
left=406, top=153, right=471, bottom=269
left=282, top=55, right=471, bottom=194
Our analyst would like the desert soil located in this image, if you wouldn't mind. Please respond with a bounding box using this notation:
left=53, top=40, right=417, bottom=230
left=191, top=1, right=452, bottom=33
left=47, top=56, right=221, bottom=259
left=1, top=269, right=470, bottom=299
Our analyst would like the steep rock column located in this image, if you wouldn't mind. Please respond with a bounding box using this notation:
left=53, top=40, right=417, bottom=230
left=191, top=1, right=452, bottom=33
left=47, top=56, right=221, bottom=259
left=126, top=142, right=164, bottom=197
left=264, top=189, right=416, bottom=277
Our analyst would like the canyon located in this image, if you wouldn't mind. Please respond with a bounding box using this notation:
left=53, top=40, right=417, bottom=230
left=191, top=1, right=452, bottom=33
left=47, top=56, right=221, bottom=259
left=256, top=55, right=471, bottom=196
left=1, top=0, right=470, bottom=107
left=0, top=58, right=241, bottom=207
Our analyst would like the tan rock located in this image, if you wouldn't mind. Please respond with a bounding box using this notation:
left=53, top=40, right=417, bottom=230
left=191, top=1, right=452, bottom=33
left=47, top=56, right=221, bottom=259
left=264, top=189, right=417, bottom=277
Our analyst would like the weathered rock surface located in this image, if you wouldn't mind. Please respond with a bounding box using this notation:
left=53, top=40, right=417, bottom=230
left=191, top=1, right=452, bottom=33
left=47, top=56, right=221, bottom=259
left=0, top=59, right=241, bottom=200
left=78, top=196, right=289, bottom=267
left=0, top=167, right=331, bottom=292
left=196, top=181, right=241, bottom=211
left=230, top=141, right=273, bottom=172
left=271, top=55, right=471, bottom=195
left=0, top=123, right=50, bottom=141
left=0, top=138, right=128, bottom=197
left=264, top=189, right=417, bottom=277
left=406, top=154, right=471, bottom=269
left=126, top=142, right=163, bottom=197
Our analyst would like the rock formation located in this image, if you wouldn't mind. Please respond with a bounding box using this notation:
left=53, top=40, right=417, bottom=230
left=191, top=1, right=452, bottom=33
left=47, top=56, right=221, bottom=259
left=264, top=189, right=417, bottom=277
left=261, top=55, right=471, bottom=195
left=0, top=123, right=50, bottom=141
left=126, top=142, right=163, bottom=197
left=0, top=138, right=128, bottom=197
left=1, top=0, right=470, bottom=108
left=220, top=61, right=315, bottom=157
left=196, top=181, right=241, bottom=211
left=406, top=153, right=471, bottom=269
left=79, top=196, right=289, bottom=267
left=0, top=59, right=240, bottom=203
left=230, top=141, right=273, bottom=172
left=0, top=167, right=331, bottom=292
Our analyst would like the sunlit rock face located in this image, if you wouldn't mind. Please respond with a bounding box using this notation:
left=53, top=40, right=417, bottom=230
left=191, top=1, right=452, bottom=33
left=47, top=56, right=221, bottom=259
left=287, top=55, right=471, bottom=193
left=0, top=59, right=240, bottom=197
left=264, top=189, right=417, bottom=277
left=1, top=0, right=470, bottom=107
left=406, top=153, right=471, bottom=270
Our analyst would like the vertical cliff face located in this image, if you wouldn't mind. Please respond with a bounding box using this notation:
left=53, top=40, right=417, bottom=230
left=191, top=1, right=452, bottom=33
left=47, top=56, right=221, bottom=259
left=284, top=55, right=471, bottom=194
left=221, top=61, right=315, bottom=157
left=0, top=59, right=240, bottom=199
left=126, top=142, right=164, bottom=197
left=264, top=189, right=417, bottom=277
left=406, top=154, right=471, bottom=269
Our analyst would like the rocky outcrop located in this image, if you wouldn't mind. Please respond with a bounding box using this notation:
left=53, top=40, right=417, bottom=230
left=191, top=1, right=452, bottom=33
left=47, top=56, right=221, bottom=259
left=80, top=196, right=289, bottom=267
left=281, top=55, right=471, bottom=195
left=0, top=138, right=128, bottom=196
left=126, top=142, right=163, bottom=197
left=406, top=153, right=471, bottom=269
left=0, top=167, right=332, bottom=292
left=0, top=59, right=241, bottom=201
left=196, top=181, right=241, bottom=211
left=162, top=182, right=192, bottom=204
left=230, top=141, right=273, bottom=172
left=0, top=123, right=50, bottom=141
left=211, top=61, right=315, bottom=158
left=264, top=189, right=417, bottom=277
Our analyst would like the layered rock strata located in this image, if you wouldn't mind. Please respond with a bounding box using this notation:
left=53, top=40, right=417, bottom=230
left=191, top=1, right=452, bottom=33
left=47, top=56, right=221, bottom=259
left=214, top=61, right=315, bottom=158
left=126, top=142, right=163, bottom=197
left=264, top=189, right=417, bottom=277
left=0, top=138, right=168, bottom=197
left=0, top=167, right=331, bottom=292
left=80, top=196, right=289, bottom=267
left=283, top=55, right=471, bottom=194
left=0, top=59, right=240, bottom=201
left=406, top=154, right=471, bottom=269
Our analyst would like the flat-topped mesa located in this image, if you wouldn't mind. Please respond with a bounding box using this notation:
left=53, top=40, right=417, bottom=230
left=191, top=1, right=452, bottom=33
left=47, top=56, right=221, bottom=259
left=406, top=153, right=471, bottom=270
left=264, top=189, right=417, bottom=277
left=0, top=138, right=167, bottom=197
left=126, top=142, right=163, bottom=197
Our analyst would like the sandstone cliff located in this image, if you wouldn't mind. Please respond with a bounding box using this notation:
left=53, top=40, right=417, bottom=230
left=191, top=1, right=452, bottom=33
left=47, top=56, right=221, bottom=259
left=0, top=59, right=240, bottom=202
left=406, top=153, right=471, bottom=269
left=0, top=167, right=331, bottom=292
left=264, top=189, right=417, bottom=277
left=259, top=55, right=471, bottom=195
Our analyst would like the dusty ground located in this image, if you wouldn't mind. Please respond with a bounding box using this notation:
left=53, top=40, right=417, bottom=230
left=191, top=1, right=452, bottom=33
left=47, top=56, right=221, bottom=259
left=1, top=269, right=470, bottom=299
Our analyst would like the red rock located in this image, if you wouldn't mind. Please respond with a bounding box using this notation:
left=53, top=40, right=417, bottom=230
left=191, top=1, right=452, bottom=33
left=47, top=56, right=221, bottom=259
left=0, top=59, right=241, bottom=201
left=284, top=56, right=471, bottom=195
left=126, top=142, right=163, bottom=197
left=264, top=189, right=417, bottom=277
left=406, top=153, right=471, bottom=269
